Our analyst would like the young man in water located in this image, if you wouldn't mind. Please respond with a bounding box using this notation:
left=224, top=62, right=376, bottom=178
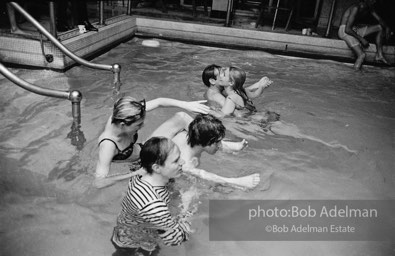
left=149, top=112, right=260, bottom=189
left=338, top=0, right=392, bottom=70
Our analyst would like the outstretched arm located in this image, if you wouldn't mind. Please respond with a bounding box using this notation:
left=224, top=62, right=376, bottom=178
left=244, top=77, right=273, bottom=99
left=94, top=172, right=135, bottom=189
left=146, top=98, right=210, bottom=114
left=221, top=139, right=248, bottom=153
left=183, top=166, right=260, bottom=190
left=148, top=112, right=194, bottom=141
left=94, top=141, right=141, bottom=189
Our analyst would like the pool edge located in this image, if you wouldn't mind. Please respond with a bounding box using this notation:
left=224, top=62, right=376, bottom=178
left=0, top=16, right=394, bottom=70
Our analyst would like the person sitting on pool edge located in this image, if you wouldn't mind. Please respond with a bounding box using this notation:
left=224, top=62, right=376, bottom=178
left=148, top=112, right=260, bottom=189
left=338, top=0, right=392, bottom=70
left=94, top=96, right=210, bottom=189
left=202, top=64, right=273, bottom=112
left=111, top=136, right=192, bottom=255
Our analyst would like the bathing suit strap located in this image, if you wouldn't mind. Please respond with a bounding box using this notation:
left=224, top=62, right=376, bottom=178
left=99, top=133, right=139, bottom=161
left=98, top=138, right=120, bottom=151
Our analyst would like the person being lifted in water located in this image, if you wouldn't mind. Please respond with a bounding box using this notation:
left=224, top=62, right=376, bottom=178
left=338, top=0, right=392, bottom=70
left=148, top=112, right=260, bottom=190
left=94, top=96, right=251, bottom=189
left=94, top=96, right=210, bottom=189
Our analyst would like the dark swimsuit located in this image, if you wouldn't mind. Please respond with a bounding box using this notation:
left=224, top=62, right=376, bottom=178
left=99, top=133, right=140, bottom=161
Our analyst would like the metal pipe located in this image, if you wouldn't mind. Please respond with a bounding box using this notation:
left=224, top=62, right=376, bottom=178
left=112, top=64, right=121, bottom=92
left=70, top=90, right=83, bottom=124
left=99, top=0, right=105, bottom=25
left=272, top=0, right=281, bottom=30
left=325, top=0, right=337, bottom=37
left=225, top=0, right=233, bottom=27
left=9, top=2, right=121, bottom=88
left=126, top=0, right=132, bottom=15
left=0, top=61, right=85, bottom=148
left=0, top=62, right=70, bottom=99
left=9, top=2, right=112, bottom=72
left=48, top=1, right=57, bottom=37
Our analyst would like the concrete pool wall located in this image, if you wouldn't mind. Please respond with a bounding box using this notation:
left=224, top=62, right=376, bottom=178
left=0, top=15, right=394, bottom=70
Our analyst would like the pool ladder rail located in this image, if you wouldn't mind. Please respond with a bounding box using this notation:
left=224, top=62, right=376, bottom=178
left=8, top=2, right=122, bottom=93
left=0, top=62, right=86, bottom=150
left=1, top=2, right=125, bottom=149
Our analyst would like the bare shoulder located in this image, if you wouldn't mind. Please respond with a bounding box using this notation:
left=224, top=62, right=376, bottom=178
left=206, top=89, right=226, bottom=107
left=227, top=91, right=244, bottom=105
left=173, top=130, right=188, bottom=148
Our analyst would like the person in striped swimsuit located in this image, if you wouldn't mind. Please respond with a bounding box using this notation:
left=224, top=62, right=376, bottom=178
left=112, top=137, right=192, bottom=255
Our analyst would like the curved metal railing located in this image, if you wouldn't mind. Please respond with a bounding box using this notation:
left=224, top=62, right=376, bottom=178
left=8, top=1, right=122, bottom=92
left=0, top=62, right=86, bottom=149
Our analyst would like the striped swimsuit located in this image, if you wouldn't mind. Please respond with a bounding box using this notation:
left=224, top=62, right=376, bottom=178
left=112, top=176, right=189, bottom=251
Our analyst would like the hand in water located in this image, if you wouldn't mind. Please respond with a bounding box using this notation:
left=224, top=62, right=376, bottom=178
left=238, top=139, right=249, bottom=151
left=259, top=77, right=273, bottom=88
left=222, top=139, right=249, bottom=152
left=184, top=100, right=210, bottom=114
left=179, top=219, right=195, bottom=234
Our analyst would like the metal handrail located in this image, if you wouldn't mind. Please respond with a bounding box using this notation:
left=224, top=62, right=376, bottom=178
left=9, top=2, right=122, bottom=92
left=0, top=62, right=85, bottom=149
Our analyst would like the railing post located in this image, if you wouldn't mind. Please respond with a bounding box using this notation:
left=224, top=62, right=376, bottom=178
left=99, top=1, right=105, bottom=25
left=225, top=0, right=233, bottom=27
left=0, top=61, right=85, bottom=149
left=48, top=0, right=57, bottom=37
left=68, top=90, right=85, bottom=150
left=325, top=0, right=337, bottom=38
left=126, top=0, right=132, bottom=15
left=69, top=90, right=83, bottom=125
left=112, top=63, right=122, bottom=92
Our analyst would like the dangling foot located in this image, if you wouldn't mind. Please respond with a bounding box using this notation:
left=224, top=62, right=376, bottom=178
left=228, top=173, right=260, bottom=190
left=11, top=28, right=32, bottom=36
left=354, top=54, right=365, bottom=71
left=375, top=55, right=390, bottom=65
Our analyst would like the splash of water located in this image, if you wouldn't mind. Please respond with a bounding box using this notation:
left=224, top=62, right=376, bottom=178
left=178, top=185, right=201, bottom=221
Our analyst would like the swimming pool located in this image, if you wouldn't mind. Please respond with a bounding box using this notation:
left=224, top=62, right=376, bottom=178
left=0, top=38, right=394, bottom=256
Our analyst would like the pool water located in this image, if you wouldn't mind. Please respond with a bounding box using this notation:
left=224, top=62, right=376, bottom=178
left=0, top=38, right=394, bottom=256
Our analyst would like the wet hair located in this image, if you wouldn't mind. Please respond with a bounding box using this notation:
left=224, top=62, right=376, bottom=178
left=229, top=67, right=256, bottom=112
left=140, top=137, right=177, bottom=174
left=111, top=96, right=146, bottom=125
left=202, top=64, right=221, bottom=87
left=187, top=114, right=226, bottom=147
